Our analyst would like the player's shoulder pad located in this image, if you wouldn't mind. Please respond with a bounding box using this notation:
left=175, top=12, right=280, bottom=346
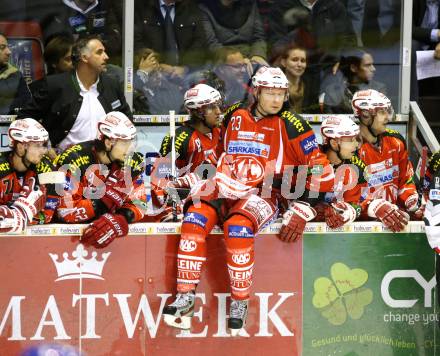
left=279, top=110, right=313, bottom=139
left=383, top=128, right=407, bottom=149
left=349, top=153, right=367, bottom=183
left=222, top=101, right=247, bottom=127
left=53, top=142, right=94, bottom=175
left=35, top=155, right=56, bottom=174
left=429, top=150, right=440, bottom=174
left=160, top=125, right=195, bottom=159
left=0, top=151, right=14, bottom=178
left=124, top=151, right=145, bottom=176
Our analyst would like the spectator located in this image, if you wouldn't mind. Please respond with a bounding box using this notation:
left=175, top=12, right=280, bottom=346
left=55, top=112, right=145, bottom=248
left=198, top=0, right=268, bottom=64
left=27, top=0, right=122, bottom=58
left=134, top=0, right=209, bottom=70
left=0, top=118, right=61, bottom=234
left=413, top=0, right=440, bottom=98
left=43, top=34, right=74, bottom=75
left=213, top=49, right=256, bottom=106
left=0, top=33, right=31, bottom=114
left=133, top=48, right=184, bottom=114
left=18, top=35, right=131, bottom=151
left=276, top=42, right=319, bottom=112
left=29, top=34, right=74, bottom=98
left=320, top=49, right=386, bottom=113
left=265, top=0, right=356, bottom=56
left=347, top=0, right=399, bottom=47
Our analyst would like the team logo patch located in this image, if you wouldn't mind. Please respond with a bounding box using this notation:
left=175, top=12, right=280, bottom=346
left=183, top=212, right=208, bottom=228
left=232, top=253, right=251, bottom=265
left=179, top=239, right=197, bottom=252
left=228, top=225, right=254, bottom=238
left=300, top=135, right=318, bottom=155
left=429, top=189, right=440, bottom=201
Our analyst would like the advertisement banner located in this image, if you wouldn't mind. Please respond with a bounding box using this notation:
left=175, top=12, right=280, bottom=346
left=303, top=232, right=437, bottom=356
left=0, top=223, right=436, bottom=355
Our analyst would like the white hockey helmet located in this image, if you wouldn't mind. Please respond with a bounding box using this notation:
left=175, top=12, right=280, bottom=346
left=252, top=66, right=289, bottom=89
left=321, top=116, right=360, bottom=144
left=184, top=83, right=222, bottom=110
left=8, top=118, right=49, bottom=144
left=351, top=89, right=393, bottom=119
left=97, top=111, right=136, bottom=140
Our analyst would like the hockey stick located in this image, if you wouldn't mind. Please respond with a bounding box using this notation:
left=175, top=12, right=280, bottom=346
left=170, top=110, right=178, bottom=222
left=418, top=145, right=429, bottom=206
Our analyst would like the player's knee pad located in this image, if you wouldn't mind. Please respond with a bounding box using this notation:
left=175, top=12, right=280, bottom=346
left=181, top=203, right=218, bottom=236
left=228, top=195, right=277, bottom=232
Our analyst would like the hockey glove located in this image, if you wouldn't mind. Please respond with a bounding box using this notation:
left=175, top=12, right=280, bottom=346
left=279, top=201, right=317, bottom=242
left=404, top=193, right=419, bottom=212
left=0, top=206, right=26, bottom=233
left=170, top=173, right=201, bottom=189
left=325, top=202, right=358, bottom=229
left=12, top=177, right=46, bottom=222
left=101, top=169, right=133, bottom=211
left=81, top=213, right=129, bottom=248
left=368, top=199, right=409, bottom=232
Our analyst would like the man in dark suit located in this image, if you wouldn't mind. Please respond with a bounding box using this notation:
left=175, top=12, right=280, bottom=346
left=18, top=35, right=131, bottom=151
left=134, top=0, right=209, bottom=70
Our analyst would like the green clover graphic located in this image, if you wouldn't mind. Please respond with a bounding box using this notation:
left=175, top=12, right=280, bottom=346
left=312, top=262, right=373, bottom=326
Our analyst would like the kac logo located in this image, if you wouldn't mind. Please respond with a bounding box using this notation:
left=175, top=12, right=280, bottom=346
left=179, top=239, right=197, bottom=252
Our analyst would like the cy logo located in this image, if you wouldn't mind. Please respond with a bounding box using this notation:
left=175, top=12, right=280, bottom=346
left=232, top=253, right=250, bottom=265
left=312, top=262, right=373, bottom=326
left=179, top=239, right=197, bottom=252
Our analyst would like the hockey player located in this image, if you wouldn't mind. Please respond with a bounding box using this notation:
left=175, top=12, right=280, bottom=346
left=162, top=67, right=334, bottom=335
left=423, top=151, right=440, bottom=311
left=0, top=118, right=61, bottom=233
left=55, top=111, right=145, bottom=248
left=352, top=89, right=416, bottom=231
left=150, top=83, right=223, bottom=220
left=318, top=116, right=365, bottom=228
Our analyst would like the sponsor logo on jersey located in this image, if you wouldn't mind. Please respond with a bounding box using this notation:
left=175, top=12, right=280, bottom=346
left=366, top=166, right=399, bottom=187
left=429, top=189, right=440, bottom=201
left=227, top=141, right=270, bottom=158
left=0, top=162, right=10, bottom=171
left=237, top=131, right=265, bottom=142
left=179, top=239, right=197, bottom=252
left=300, top=135, right=319, bottom=155
left=45, top=197, right=59, bottom=210
left=183, top=212, right=207, bottom=228
left=232, top=253, right=251, bottom=265
left=228, top=225, right=254, bottom=238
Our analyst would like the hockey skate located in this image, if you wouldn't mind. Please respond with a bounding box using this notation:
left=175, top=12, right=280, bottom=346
left=162, top=291, right=195, bottom=330
left=228, top=299, right=248, bottom=336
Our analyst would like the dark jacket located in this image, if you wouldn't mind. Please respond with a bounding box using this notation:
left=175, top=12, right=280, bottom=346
left=0, top=63, right=32, bottom=114
left=198, top=0, right=267, bottom=59
left=134, top=0, right=209, bottom=67
left=267, top=0, right=356, bottom=54
left=18, top=70, right=131, bottom=146
left=413, top=0, right=440, bottom=45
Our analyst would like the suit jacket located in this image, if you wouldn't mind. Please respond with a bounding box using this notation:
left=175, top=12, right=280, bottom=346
left=18, top=70, right=131, bottom=146
left=134, top=0, right=210, bottom=67
left=413, top=0, right=440, bottom=45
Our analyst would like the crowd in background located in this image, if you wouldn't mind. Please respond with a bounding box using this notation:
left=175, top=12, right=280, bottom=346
left=0, top=0, right=420, bottom=118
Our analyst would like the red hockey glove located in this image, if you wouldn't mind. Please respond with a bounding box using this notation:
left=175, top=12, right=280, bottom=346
left=101, top=169, right=133, bottom=211
left=81, top=213, right=129, bottom=248
left=325, top=202, right=358, bottom=229
left=279, top=201, right=317, bottom=242
left=368, top=199, right=409, bottom=232
left=168, top=173, right=201, bottom=189
left=13, top=177, right=46, bottom=222
left=404, top=193, right=419, bottom=213
left=0, top=206, right=26, bottom=233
